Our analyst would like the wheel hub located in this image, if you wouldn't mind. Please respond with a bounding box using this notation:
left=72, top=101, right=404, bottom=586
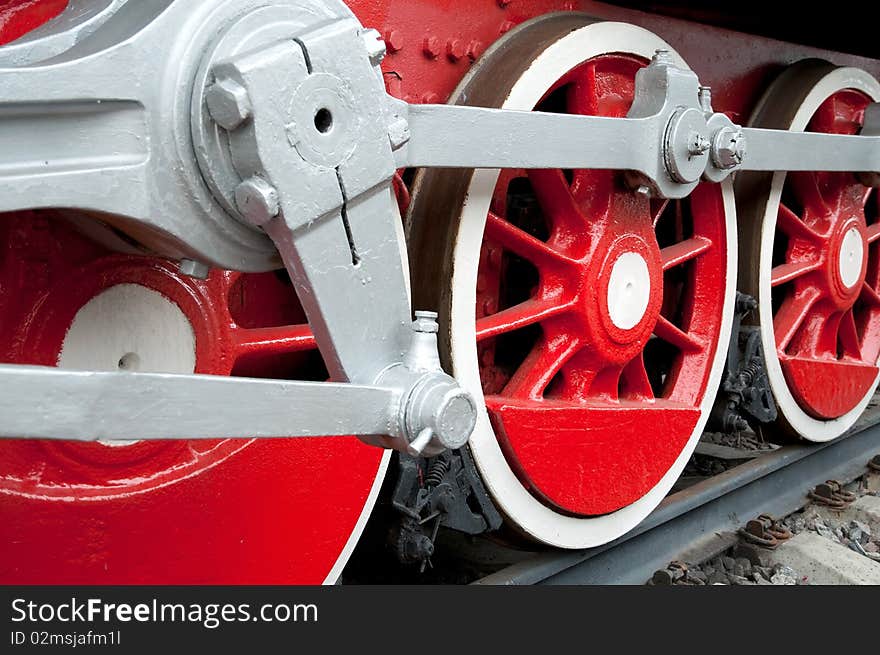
left=606, top=251, right=652, bottom=331
left=594, top=234, right=663, bottom=352
left=834, top=223, right=865, bottom=293
left=60, top=283, right=197, bottom=375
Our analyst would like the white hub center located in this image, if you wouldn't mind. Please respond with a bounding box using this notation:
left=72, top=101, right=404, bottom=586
left=59, top=284, right=197, bottom=445
left=838, top=227, right=864, bottom=289
left=607, top=252, right=651, bottom=331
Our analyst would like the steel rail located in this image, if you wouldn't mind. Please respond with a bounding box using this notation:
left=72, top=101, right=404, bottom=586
left=474, top=404, right=880, bottom=585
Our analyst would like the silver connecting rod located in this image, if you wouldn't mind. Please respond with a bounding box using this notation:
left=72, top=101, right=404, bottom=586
left=0, top=365, right=398, bottom=441
left=740, top=127, right=880, bottom=173
left=398, top=104, right=655, bottom=171
left=399, top=106, right=880, bottom=174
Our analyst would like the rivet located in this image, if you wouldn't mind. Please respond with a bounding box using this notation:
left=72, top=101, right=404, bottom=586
left=467, top=40, right=485, bottom=61
left=497, top=0, right=511, bottom=7
left=446, top=39, right=465, bottom=62
left=384, top=29, right=404, bottom=53
left=423, top=36, right=441, bottom=59
left=421, top=91, right=441, bottom=104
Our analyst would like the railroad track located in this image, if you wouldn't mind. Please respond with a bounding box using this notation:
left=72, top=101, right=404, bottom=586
left=472, top=402, right=880, bottom=585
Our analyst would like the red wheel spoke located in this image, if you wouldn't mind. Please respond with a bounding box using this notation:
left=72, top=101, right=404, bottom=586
left=215, top=270, right=244, bottom=292
left=653, top=316, right=704, bottom=353
left=476, top=298, right=570, bottom=342
left=860, top=282, right=880, bottom=307
left=565, top=63, right=599, bottom=116
left=502, top=331, right=580, bottom=399
left=651, top=199, right=670, bottom=228
left=837, top=309, right=862, bottom=359
left=660, top=236, right=712, bottom=271
left=771, top=260, right=821, bottom=287
left=551, top=351, right=618, bottom=401
left=866, top=223, right=880, bottom=245
left=527, top=168, right=582, bottom=229
left=774, top=287, right=821, bottom=351
left=777, top=203, right=822, bottom=241
left=789, top=172, right=829, bottom=216
left=485, top=211, right=572, bottom=268
left=620, top=353, right=654, bottom=400
left=232, top=324, right=315, bottom=356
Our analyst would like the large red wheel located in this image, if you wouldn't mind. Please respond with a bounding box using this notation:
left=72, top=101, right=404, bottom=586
left=0, top=213, right=387, bottom=583
left=407, top=16, right=736, bottom=547
left=737, top=61, right=880, bottom=441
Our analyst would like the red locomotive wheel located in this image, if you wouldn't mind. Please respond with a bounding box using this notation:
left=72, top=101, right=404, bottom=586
left=0, top=214, right=387, bottom=583
left=407, top=16, right=736, bottom=547
left=738, top=61, right=880, bottom=441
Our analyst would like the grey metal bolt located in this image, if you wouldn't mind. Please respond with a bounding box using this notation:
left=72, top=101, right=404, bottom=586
left=234, top=176, right=279, bottom=227
left=698, top=86, right=713, bottom=114
left=687, top=131, right=711, bottom=156
left=712, top=126, right=747, bottom=170
left=205, top=78, right=252, bottom=131
left=178, top=258, right=210, bottom=280
left=361, top=28, right=386, bottom=67
left=652, top=48, right=672, bottom=64
left=635, top=185, right=651, bottom=199
left=413, top=310, right=439, bottom=333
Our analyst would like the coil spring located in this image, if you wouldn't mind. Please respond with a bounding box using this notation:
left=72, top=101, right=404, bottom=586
left=425, top=458, right=450, bottom=488
left=739, top=360, right=762, bottom=386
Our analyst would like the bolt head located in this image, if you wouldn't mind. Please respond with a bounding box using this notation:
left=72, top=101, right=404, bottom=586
left=698, top=86, right=713, bottom=114
left=361, top=28, right=386, bottom=66
left=446, top=39, right=465, bottom=61
left=688, top=132, right=711, bottom=156
left=467, top=40, right=485, bottom=61
left=652, top=48, right=673, bottom=65
left=423, top=36, right=441, bottom=59
left=234, top=177, right=279, bottom=227
left=413, top=310, right=439, bottom=333
left=384, top=29, right=404, bottom=53
left=712, top=127, right=747, bottom=170
left=498, top=21, right=515, bottom=35
left=205, top=78, right=252, bottom=131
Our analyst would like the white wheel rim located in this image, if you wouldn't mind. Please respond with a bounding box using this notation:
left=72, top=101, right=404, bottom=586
left=448, top=22, right=738, bottom=548
left=758, top=67, right=880, bottom=442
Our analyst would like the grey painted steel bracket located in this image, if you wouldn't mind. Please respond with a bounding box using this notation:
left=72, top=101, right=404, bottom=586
left=0, top=1, right=879, bottom=452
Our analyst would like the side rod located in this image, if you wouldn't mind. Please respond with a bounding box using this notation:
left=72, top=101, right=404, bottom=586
left=0, top=365, right=398, bottom=441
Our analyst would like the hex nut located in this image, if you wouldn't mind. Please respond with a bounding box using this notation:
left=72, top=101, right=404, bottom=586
left=234, top=177, right=279, bottom=227
left=205, top=78, right=252, bottom=131
left=712, top=126, right=747, bottom=170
